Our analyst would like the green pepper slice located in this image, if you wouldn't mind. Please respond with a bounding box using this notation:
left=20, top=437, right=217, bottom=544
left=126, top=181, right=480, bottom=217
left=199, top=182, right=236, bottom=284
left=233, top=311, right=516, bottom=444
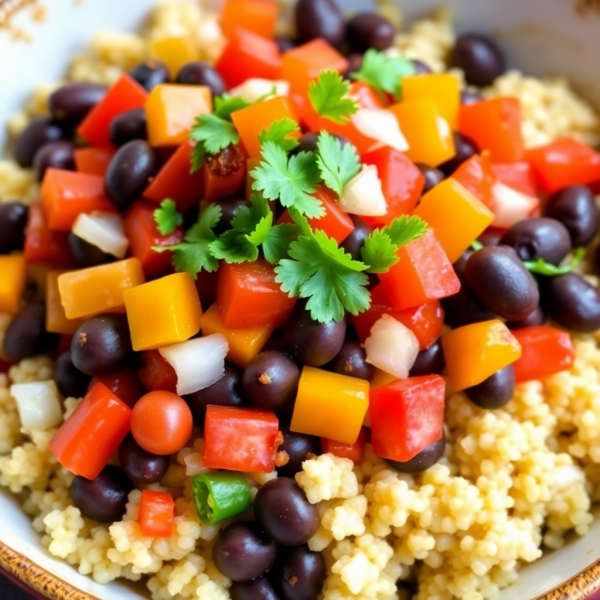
left=191, top=472, right=251, bottom=524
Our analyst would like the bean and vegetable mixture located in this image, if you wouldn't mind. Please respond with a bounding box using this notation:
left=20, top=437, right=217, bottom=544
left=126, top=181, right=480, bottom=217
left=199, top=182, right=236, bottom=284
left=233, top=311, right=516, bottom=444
left=1, top=1, right=600, bottom=599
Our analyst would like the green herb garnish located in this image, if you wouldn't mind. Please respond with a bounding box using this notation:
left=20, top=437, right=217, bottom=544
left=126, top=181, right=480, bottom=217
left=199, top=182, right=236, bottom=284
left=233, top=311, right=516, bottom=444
left=316, top=132, right=361, bottom=197
left=153, top=199, right=183, bottom=235
left=308, top=70, right=359, bottom=124
left=524, top=248, right=586, bottom=276
left=351, top=49, right=416, bottom=99
left=258, top=118, right=301, bottom=152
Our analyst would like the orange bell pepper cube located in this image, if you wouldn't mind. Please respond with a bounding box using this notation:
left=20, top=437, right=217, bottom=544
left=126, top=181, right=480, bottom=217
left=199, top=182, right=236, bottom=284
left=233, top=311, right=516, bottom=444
left=402, top=74, right=460, bottom=129
left=139, top=490, right=175, bottom=538
left=143, top=140, right=204, bottom=213
left=77, top=74, right=148, bottom=148
left=24, top=204, right=72, bottom=266
left=216, top=28, right=282, bottom=89
left=0, top=255, right=27, bottom=315
left=451, top=154, right=497, bottom=207
left=525, top=137, right=600, bottom=194
left=459, top=98, right=524, bottom=163
left=511, top=326, right=574, bottom=383
left=221, top=0, right=278, bottom=40
left=146, top=84, right=213, bottom=147
left=388, top=97, right=455, bottom=167
left=58, top=258, right=145, bottom=320
left=49, top=382, right=132, bottom=480
left=124, top=272, right=203, bottom=351
left=378, top=230, right=460, bottom=311
left=442, top=320, right=522, bottom=391
left=89, top=367, right=146, bottom=408
left=41, top=169, right=116, bottom=232
left=137, top=350, right=177, bottom=394
left=321, top=428, right=366, bottom=463
left=216, top=260, right=296, bottom=330
left=202, top=146, right=247, bottom=202
left=46, top=270, right=85, bottom=335
left=291, top=367, right=369, bottom=444
left=200, top=303, right=273, bottom=367
left=74, top=147, right=115, bottom=177
left=413, top=178, right=495, bottom=263
left=491, top=162, right=537, bottom=197
left=150, top=37, right=198, bottom=79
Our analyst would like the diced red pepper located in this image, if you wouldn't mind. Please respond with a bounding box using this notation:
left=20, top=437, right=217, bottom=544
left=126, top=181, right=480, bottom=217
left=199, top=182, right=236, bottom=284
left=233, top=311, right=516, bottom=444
left=321, top=428, right=366, bottom=463
left=49, top=382, right=131, bottom=480
left=77, top=74, right=148, bottom=148
left=202, top=145, right=247, bottom=202
left=451, top=154, right=497, bottom=206
left=139, top=490, right=175, bottom=538
left=221, top=0, right=278, bottom=40
left=491, top=162, right=537, bottom=197
left=369, top=375, right=445, bottom=462
left=74, top=147, right=115, bottom=177
left=24, top=203, right=72, bottom=266
left=511, top=326, right=574, bottom=383
left=89, top=368, right=146, bottom=408
left=203, top=406, right=280, bottom=473
left=137, top=350, right=178, bottom=394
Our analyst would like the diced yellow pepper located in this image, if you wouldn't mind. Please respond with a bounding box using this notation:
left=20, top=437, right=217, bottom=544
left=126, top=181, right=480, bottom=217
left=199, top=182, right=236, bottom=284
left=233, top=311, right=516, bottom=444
left=58, top=258, right=145, bottom=320
left=291, top=367, right=369, bottom=444
left=0, top=255, right=27, bottom=315
left=124, top=273, right=203, bottom=351
left=150, top=37, right=198, bottom=79
left=146, top=84, right=212, bottom=147
left=200, top=303, right=272, bottom=367
left=402, top=74, right=460, bottom=129
left=413, top=178, right=494, bottom=263
left=46, top=270, right=86, bottom=335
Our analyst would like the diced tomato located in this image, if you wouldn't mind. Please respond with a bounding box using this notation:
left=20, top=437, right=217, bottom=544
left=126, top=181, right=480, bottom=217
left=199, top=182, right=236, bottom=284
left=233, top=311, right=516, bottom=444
left=451, top=154, right=497, bottom=206
left=492, top=162, right=537, bottom=197
left=24, top=204, right=72, bottom=266
left=511, top=326, right=574, bottom=383
left=202, top=145, right=247, bottom=202
left=221, top=0, right=277, bottom=40
left=89, top=368, right=146, bottom=408
left=203, top=406, right=280, bottom=473
left=139, top=490, right=175, bottom=538
left=369, top=375, right=446, bottom=463
left=321, top=428, right=366, bottom=463
left=137, top=350, right=178, bottom=394
left=74, top=147, right=115, bottom=177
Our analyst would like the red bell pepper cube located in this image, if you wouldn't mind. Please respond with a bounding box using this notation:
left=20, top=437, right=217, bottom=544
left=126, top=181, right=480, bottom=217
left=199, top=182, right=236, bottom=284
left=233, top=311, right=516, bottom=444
left=137, top=350, right=178, bottom=394
left=143, top=140, right=205, bottom=213
left=77, top=74, right=148, bottom=148
left=511, top=326, right=574, bottom=383
left=202, top=145, right=247, bottom=202
left=321, top=428, right=366, bottom=463
left=203, top=406, right=280, bottom=473
left=369, top=375, right=446, bottom=462
left=74, top=147, right=115, bottom=177
left=491, top=162, right=537, bottom=197
left=378, top=230, right=460, bottom=311
left=216, top=28, right=282, bottom=89
left=123, top=201, right=184, bottom=279
left=361, top=147, right=425, bottom=227
left=459, top=98, right=524, bottom=163
left=221, top=0, right=278, bottom=40
left=49, top=382, right=132, bottom=480
left=89, top=368, right=146, bottom=409
left=24, top=204, right=72, bottom=266
left=216, top=259, right=296, bottom=329
left=451, top=154, right=497, bottom=206
left=139, top=490, right=175, bottom=538
left=526, top=137, right=600, bottom=194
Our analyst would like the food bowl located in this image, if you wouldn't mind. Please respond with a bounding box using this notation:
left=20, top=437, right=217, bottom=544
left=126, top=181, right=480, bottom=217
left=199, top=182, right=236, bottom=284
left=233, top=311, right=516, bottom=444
left=1, top=0, right=600, bottom=599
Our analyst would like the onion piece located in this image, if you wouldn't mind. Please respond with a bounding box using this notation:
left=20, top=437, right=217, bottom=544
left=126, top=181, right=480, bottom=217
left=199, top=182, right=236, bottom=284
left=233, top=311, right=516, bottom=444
left=229, top=79, right=290, bottom=103
left=351, top=109, right=409, bottom=152
left=11, top=381, right=63, bottom=432
left=489, top=182, right=539, bottom=229
left=72, top=212, right=129, bottom=258
left=159, top=335, right=229, bottom=396
left=364, top=315, right=419, bottom=379
left=340, top=164, right=388, bottom=217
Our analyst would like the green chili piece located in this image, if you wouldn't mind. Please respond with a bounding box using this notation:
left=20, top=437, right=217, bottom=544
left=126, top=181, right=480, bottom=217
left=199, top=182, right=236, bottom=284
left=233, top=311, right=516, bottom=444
left=191, top=472, right=251, bottom=524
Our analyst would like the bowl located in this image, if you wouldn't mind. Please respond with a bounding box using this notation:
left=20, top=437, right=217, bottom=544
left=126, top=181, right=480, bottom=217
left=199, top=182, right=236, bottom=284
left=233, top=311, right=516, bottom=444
left=1, top=0, right=600, bottom=599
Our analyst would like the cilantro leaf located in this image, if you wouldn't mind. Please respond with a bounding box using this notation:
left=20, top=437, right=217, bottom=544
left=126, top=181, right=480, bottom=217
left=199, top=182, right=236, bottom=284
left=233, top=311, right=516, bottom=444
left=308, top=70, right=359, bottom=124
left=351, top=49, right=416, bottom=99
left=251, top=141, right=324, bottom=218
left=231, top=193, right=271, bottom=233
left=262, top=223, right=298, bottom=265
left=189, top=114, right=240, bottom=172
left=382, top=214, right=428, bottom=247
left=210, top=230, right=259, bottom=263
left=153, top=199, right=183, bottom=235
left=214, top=94, right=252, bottom=120
left=524, top=248, right=586, bottom=276
left=316, top=132, right=361, bottom=197
left=258, top=118, right=301, bottom=152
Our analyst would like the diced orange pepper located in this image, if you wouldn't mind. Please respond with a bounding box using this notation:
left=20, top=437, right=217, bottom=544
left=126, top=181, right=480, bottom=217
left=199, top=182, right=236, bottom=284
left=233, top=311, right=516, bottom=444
left=402, top=74, right=460, bottom=129
left=74, top=147, right=115, bottom=177
left=441, top=320, right=522, bottom=391
left=451, top=154, right=497, bottom=206
left=388, top=98, right=455, bottom=166
left=291, top=367, right=369, bottom=444
left=24, top=204, right=72, bottom=267
left=124, top=273, right=203, bottom=351
left=202, top=146, right=247, bottom=202
left=58, top=258, right=145, bottom=320
left=46, top=270, right=85, bottom=335
left=146, top=84, right=212, bottom=147
left=200, top=303, right=272, bottom=367
left=150, top=37, right=198, bottom=79
left=221, top=0, right=278, bottom=39
left=413, top=178, right=494, bottom=263
left=0, top=255, right=27, bottom=315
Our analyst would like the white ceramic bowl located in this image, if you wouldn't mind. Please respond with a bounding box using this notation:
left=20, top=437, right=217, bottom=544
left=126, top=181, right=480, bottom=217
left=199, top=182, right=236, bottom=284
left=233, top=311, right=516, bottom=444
left=1, top=1, right=600, bottom=598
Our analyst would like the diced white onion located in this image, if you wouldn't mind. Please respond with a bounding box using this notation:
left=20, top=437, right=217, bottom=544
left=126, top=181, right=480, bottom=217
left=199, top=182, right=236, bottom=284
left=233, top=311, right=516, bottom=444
left=436, top=115, right=451, bottom=142
left=340, top=164, right=388, bottom=217
left=552, top=464, right=585, bottom=492
left=364, top=315, right=419, bottom=379
left=352, top=109, right=409, bottom=152
left=229, top=79, right=290, bottom=103
left=488, top=182, right=539, bottom=229
left=72, top=212, right=129, bottom=258
left=159, top=334, right=229, bottom=396
left=11, top=381, right=63, bottom=432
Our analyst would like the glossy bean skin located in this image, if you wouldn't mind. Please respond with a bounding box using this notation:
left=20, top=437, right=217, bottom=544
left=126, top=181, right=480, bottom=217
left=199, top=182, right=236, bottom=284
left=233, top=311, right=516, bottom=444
left=214, top=198, right=250, bottom=236
left=412, top=59, right=432, bottom=75
left=230, top=578, right=279, bottom=600
left=478, top=228, right=502, bottom=247
left=68, top=232, right=115, bottom=269
left=54, top=351, right=91, bottom=399
left=49, top=83, right=106, bottom=123
left=340, top=215, right=372, bottom=262
left=33, top=140, right=76, bottom=181
left=386, top=435, right=446, bottom=474
left=452, top=33, right=506, bottom=86
left=409, top=340, right=446, bottom=377
left=328, top=339, right=374, bottom=381
left=295, top=0, right=346, bottom=47
left=465, top=365, right=515, bottom=409
left=460, top=90, right=482, bottom=105
left=506, top=305, right=546, bottom=329
left=14, top=116, right=64, bottom=167
left=439, top=133, right=480, bottom=176
left=176, top=62, right=227, bottom=97
left=277, top=419, right=321, bottom=477
left=344, top=53, right=364, bottom=80
left=465, top=246, right=540, bottom=321
left=0, top=203, right=28, bottom=254
left=118, top=435, right=170, bottom=486
left=109, top=108, right=147, bottom=146
left=3, top=304, right=59, bottom=361
left=130, top=60, right=170, bottom=92
left=274, top=545, right=326, bottom=600
left=415, top=163, right=445, bottom=194
left=545, top=185, right=599, bottom=247
left=346, top=12, right=395, bottom=52
left=105, top=140, right=158, bottom=209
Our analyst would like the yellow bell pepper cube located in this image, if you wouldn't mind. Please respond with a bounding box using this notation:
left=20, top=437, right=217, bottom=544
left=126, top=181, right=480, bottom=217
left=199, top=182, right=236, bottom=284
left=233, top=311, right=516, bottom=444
left=402, top=74, right=460, bottom=129
left=291, top=367, right=369, bottom=444
left=442, top=320, right=522, bottom=391
left=413, top=178, right=494, bottom=263
left=146, top=84, right=212, bottom=147
left=0, top=255, right=27, bottom=314
left=150, top=37, right=198, bottom=80
left=46, top=270, right=86, bottom=335
left=200, top=303, right=272, bottom=367
left=58, top=258, right=145, bottom=320
left=124, top=272, right=203, bottom=351
left=388, top=98, right=455, bottom=167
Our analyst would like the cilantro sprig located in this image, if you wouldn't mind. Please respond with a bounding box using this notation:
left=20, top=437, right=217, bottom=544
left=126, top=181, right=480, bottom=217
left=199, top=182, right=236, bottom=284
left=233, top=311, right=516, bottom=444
left=524, top=248, right=586, bottom=276
left=154, top=199, right=183, bottom=235
left=351, top=49, right=416, bottom=100
left=258, top=118, right=301, bottom=152
left=316, top=132, right=361, bottom=197
left=308, top=71, right=359, bottom=124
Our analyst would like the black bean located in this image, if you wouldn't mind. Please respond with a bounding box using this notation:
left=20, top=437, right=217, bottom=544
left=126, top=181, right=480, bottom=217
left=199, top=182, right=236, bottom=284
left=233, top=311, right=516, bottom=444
left=130, top=60, right=170, bottom=92
left=276, top=38, right=297, bottom=54
left=274, top=545, right=326, bottom=600
left=49, top=83, right=106, bottom=123
left=231, top=577, right=279, bottom=600
left=33, top=140, right=76, bottom=181
left=452, top=33, right=506, bottom=87
left=465, top=365, right=515, bottom=409
left=439, top=132, right=480, bottom=176
left=460, top=90, right=482, bottom=105
left=340, top=215, right=372, bottom=262
left=412, top=59, right=432, bottom=75
left=327, top=339, right=374, bottom=381
left=506, top=305, right=546, bottom=329
left=344, top=53, right=364, bottom=80
left=14, top=116, right=64, bottom=167
left=478, top=228, right=502, bottom=247
left=277, top=419, right=321, bottom=477
left=295, top=0, right=346, bottom=48
left=54, top=352, right=91, bottom=399
left=109, top=108, right=147, bottom=146
left=545, top=186, right=599, bottom=247
left=346, top=12, right=395, bottom=53
left=176, top=62, right=227, bottom=97
left=386, top=434, right=446, bottom=474
left=214, top=198, right=250, bottom=236
left=68, top=232, right=115, bottom=269
left=0, top=203, right=28, bottom=254
left=409, top=340, right=445, bottom=377
left=415, top=163, right=445, bottom=194
left=3, top=304, right=59, bottom=361
left=118, top=435, right=170, bottom=486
